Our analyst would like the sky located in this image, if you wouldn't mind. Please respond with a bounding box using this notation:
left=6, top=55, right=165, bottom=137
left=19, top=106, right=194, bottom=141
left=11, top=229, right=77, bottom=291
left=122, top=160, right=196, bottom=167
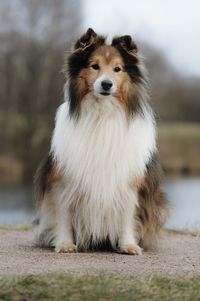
left=83, top=0, right=200, bottom=77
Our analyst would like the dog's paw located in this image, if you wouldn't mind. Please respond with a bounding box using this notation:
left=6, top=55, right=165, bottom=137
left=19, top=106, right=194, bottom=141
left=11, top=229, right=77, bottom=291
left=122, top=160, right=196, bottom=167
left=119, top=243, right=143, bottom=255
left=55, top=243, right=77, bottom=253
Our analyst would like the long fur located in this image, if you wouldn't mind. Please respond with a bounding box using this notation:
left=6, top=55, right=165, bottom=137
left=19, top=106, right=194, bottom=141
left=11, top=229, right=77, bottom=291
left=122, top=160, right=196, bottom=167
left=33, top=28, right=169, bottom=253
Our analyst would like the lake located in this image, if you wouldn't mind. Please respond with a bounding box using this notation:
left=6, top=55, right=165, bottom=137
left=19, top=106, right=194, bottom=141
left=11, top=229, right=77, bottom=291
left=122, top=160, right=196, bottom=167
left=0, top=178, right=200, bottom=230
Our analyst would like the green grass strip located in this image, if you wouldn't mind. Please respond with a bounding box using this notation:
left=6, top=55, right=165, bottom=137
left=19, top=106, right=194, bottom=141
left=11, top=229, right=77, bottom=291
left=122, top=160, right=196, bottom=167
left=0, top=273, right=200, bottom=301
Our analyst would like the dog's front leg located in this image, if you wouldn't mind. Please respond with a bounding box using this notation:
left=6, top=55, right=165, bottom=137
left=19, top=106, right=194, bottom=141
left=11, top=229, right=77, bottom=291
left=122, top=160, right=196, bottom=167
left=55, top=204, right=77, bottom=253
left=118, top=190, right=142, bottom=255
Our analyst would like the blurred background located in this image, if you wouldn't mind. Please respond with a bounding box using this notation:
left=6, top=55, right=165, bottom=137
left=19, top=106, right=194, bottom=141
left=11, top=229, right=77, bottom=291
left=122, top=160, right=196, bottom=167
left=0, top=0, right=199, bottom=229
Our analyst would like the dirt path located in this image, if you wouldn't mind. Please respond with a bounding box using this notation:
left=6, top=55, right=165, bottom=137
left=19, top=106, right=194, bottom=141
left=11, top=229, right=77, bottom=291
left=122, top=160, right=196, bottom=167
left=0, top=229, right=199, bottom=277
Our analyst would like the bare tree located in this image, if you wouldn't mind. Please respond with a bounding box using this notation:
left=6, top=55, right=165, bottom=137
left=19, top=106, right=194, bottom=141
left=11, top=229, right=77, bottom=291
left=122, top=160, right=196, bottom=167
left=0, top=0, right=81, bottom=181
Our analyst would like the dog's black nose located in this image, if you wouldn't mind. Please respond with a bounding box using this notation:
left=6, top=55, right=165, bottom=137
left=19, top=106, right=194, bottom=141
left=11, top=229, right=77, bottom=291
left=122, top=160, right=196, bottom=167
left=101, top=80, right=113, bottom=91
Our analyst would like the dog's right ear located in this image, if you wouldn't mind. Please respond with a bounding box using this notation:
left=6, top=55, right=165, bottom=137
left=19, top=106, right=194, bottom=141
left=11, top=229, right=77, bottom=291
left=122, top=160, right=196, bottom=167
left=73, top=28, right=101, bottom=53
left=112, top=35, right=138, bottom=55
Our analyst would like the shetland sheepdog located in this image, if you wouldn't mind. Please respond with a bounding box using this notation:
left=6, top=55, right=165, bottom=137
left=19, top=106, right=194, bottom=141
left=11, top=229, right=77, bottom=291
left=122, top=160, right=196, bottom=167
left=33, top=28, right=168, bottom=254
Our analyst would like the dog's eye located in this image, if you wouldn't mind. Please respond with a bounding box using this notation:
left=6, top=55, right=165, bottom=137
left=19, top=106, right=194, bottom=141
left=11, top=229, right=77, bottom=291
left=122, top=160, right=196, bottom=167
left=91, top=64, right=100, bottom=70
left=114, top=67, right=121, bottom=72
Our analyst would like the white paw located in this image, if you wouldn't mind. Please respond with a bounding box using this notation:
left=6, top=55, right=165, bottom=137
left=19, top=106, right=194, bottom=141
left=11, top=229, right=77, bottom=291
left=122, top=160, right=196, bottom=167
left=119, top=243, right=143, bottom=255
left=55, top=243, right=77, bottom=253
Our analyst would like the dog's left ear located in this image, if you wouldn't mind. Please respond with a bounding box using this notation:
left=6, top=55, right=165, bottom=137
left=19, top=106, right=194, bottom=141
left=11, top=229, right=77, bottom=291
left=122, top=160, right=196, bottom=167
left=112, top=35, right=138, bottom=54
left=74, top=28, right=101, bottom=53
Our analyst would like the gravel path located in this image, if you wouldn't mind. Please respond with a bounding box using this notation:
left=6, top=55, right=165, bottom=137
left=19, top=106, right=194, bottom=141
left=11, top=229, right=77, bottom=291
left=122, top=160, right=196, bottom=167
left=0, top=230, right=199, bottom=277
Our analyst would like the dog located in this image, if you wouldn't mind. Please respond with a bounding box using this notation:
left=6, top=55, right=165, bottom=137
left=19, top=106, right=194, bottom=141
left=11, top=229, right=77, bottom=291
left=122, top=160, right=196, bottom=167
left=33, top=28, right=169, bottom=255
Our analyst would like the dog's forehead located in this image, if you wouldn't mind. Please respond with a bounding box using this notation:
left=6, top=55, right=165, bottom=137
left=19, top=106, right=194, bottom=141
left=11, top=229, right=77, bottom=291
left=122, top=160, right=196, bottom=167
left=91, top=45, right=123, bottom=64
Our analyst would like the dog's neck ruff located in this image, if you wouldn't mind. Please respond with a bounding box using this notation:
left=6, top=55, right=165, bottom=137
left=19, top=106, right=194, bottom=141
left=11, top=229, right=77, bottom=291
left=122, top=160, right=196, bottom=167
left=51, top=93, right=156, bottom=194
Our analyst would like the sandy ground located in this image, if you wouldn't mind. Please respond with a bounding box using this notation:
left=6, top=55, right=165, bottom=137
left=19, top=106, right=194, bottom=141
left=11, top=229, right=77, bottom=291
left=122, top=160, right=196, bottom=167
left=0, top=229, right=200, bottom=277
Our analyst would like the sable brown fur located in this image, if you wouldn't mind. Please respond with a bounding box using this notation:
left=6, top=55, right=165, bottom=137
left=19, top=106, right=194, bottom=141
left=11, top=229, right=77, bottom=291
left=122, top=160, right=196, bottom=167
left=136, top=154, right=169, bottom=249
left=67, top=28, right=105, bottom=117
left=34, top=154, right=61, bottom=209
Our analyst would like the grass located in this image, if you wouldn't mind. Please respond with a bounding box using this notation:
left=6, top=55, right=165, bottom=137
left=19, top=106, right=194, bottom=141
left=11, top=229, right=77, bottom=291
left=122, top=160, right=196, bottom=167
left=0, top=224, right=32, bottom=231
left=0, top=273, right=200, bottom=301
left=164, top=228, right=200, bottom=237
left=158, top=123, right=200, bottom=140
left=158, top=122, right=200, bottom=174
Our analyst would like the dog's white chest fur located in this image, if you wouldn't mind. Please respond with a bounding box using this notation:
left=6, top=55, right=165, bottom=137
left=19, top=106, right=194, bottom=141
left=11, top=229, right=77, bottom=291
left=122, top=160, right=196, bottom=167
left=51, top=95, right=156, bottom=246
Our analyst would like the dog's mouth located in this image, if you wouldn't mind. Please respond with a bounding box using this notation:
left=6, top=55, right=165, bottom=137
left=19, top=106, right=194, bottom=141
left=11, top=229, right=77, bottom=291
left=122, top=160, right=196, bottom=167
left=100, top=92, right=110, bottom=96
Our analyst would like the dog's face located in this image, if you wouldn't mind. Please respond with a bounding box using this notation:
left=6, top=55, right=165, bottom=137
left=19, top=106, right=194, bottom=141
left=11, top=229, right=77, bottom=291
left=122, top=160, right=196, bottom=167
left=81, top=45, right=126, bottom=98
left=67, top=28, right=144, bottom=116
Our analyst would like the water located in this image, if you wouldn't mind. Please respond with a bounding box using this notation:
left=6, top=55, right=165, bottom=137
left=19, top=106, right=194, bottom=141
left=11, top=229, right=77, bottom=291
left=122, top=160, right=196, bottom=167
left=0, top=178, right=200, bottom=229
left=164, top=178, right=200, bottom=230
left=0, top=185, right=34, bottom=225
